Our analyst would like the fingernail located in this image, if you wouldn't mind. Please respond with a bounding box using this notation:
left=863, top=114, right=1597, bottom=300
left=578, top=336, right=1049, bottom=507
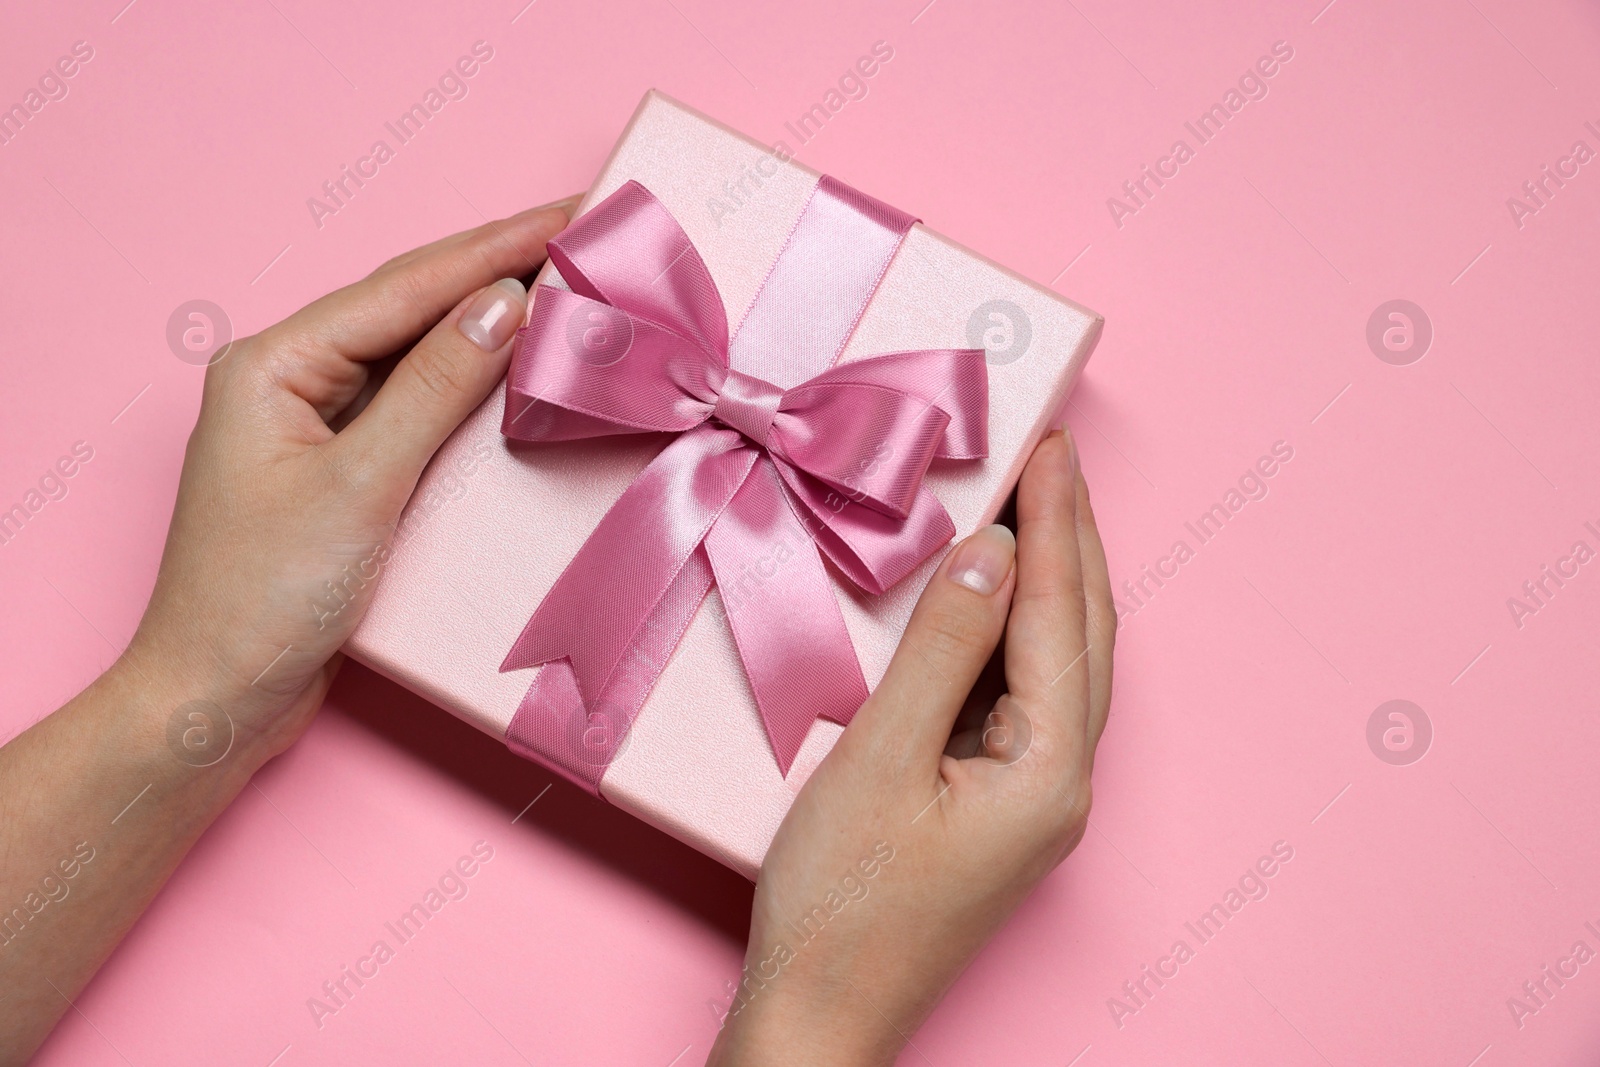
left=458, top=278, right=527, bottom=351
left=946, top=524, right=1016, bottom=596
left=1061, top=424, right=1079, bottom=478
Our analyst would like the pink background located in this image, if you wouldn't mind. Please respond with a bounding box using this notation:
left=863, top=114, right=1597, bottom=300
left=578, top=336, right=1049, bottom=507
left=3, top=0, right=1597, bottom=1063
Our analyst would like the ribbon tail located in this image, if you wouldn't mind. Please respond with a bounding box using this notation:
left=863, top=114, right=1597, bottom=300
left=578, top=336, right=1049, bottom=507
left=501, top=427, right=755, bottom=791
left=507, top=550, right=715, bottom=794
left=704, top=458, right=868, bottom=777
left=501, top=426, right=753, bottom=681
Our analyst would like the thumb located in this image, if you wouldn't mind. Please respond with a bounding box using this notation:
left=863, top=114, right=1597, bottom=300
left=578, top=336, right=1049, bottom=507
left=340, top=277, right=528, bottom=489
left=845, top=524, right=1016, bottom=774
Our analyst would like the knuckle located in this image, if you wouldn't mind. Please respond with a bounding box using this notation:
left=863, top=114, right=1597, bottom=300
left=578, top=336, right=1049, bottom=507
left=469, top=231, right=503, bottom=269
left=917, top=600, right=991, bottom=665
left=370, top=251, right=409, bottom=277
left=389, top=266, right=440, bottom=324
left=469, top=230, right=527, bottom=284
left=199, top=332, right=256, bottom=390
left=1053, top=778, right=1093, bottom=847
left=1070, top=779, right=1093, bottom=821
left=407, top=346, right=472, bottom=405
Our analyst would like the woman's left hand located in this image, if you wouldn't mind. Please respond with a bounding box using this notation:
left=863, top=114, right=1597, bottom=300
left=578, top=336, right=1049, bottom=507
left=0, top=198, right=573, bottom=1063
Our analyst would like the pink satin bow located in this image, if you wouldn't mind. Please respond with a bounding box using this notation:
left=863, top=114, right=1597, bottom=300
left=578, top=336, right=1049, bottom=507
left=499, top=177, right=988, bottom=792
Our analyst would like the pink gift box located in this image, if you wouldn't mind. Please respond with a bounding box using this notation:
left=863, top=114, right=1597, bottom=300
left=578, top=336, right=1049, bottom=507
left=346, top=90, right=1101, bottom=878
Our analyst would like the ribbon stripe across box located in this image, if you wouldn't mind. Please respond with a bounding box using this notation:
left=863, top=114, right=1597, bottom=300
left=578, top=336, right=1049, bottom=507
left=347, top=90, right=1102, bottom=878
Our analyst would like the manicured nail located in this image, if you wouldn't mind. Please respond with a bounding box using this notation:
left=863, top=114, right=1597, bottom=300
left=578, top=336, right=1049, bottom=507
left=946, top=524, right=1016, bottom=595
left=458, top=278, right=527, bottom=351
left=1061, top=424, right=1079, bottom=478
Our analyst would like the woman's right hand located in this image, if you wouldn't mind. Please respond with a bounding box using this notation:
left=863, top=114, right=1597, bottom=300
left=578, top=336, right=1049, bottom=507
left=710, top=427, right=1116, bottom=1065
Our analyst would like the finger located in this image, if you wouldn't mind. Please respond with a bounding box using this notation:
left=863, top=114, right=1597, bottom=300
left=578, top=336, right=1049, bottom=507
left=847, top=524, right=1016, bottom=773
left=336, top=277, right=528, bottom=490
left=375, top=194, right=582, bottom=277
left=287, top=203, right=567, bottom=361
left=1004, top=428, right=1090, bottom=765
left=979, top=693, right=1034, bottom=766
left=1073, top=459, right=1116, bottom=756
left=259, top=204, right=569, bottom=421
left=951, top=643, right=1006, bottom=739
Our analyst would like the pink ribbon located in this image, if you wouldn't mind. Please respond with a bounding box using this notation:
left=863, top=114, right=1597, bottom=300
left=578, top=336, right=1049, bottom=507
left=499, top=177, right=988, bottom=792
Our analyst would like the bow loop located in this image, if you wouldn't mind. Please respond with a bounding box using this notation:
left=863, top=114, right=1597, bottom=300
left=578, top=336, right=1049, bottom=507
left=503, top=287, right=720, bottom=441
left=546, top=180, right=729, bottom=359
left=800, top=349, right=991, bottom=460
left=775, top=465, right=957, bottom=595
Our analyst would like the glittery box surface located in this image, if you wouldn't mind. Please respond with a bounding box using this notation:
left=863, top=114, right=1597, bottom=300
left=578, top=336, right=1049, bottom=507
left=346, top=90, right=1101, bottom=879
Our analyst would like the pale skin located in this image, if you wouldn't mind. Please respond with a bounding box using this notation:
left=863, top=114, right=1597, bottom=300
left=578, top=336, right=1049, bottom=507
left=0, top=198, right=1113, bottom=1066
left=709, top=427, right=1114, bottom=1064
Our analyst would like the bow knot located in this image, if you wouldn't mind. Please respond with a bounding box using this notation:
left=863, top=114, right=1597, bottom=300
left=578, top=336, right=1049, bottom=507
left=712, top=369, right=783, bottom=448
left=498, top=178, right=989, bottom=791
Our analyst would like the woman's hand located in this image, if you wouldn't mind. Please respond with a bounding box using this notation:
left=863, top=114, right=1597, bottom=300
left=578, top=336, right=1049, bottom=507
left=130, top=199, right=575, bottom=759
left=709, top=428, right=1115, bottom=1066
left=0, top=199, right=572, bottom=1063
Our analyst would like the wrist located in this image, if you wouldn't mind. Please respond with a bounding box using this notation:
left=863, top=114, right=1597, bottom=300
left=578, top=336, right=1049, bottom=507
left=708, top=971, right=906, bottom=1067
left=121, top=605, right=330, bottom=758
left=106, top=638, right=281, bottom=791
